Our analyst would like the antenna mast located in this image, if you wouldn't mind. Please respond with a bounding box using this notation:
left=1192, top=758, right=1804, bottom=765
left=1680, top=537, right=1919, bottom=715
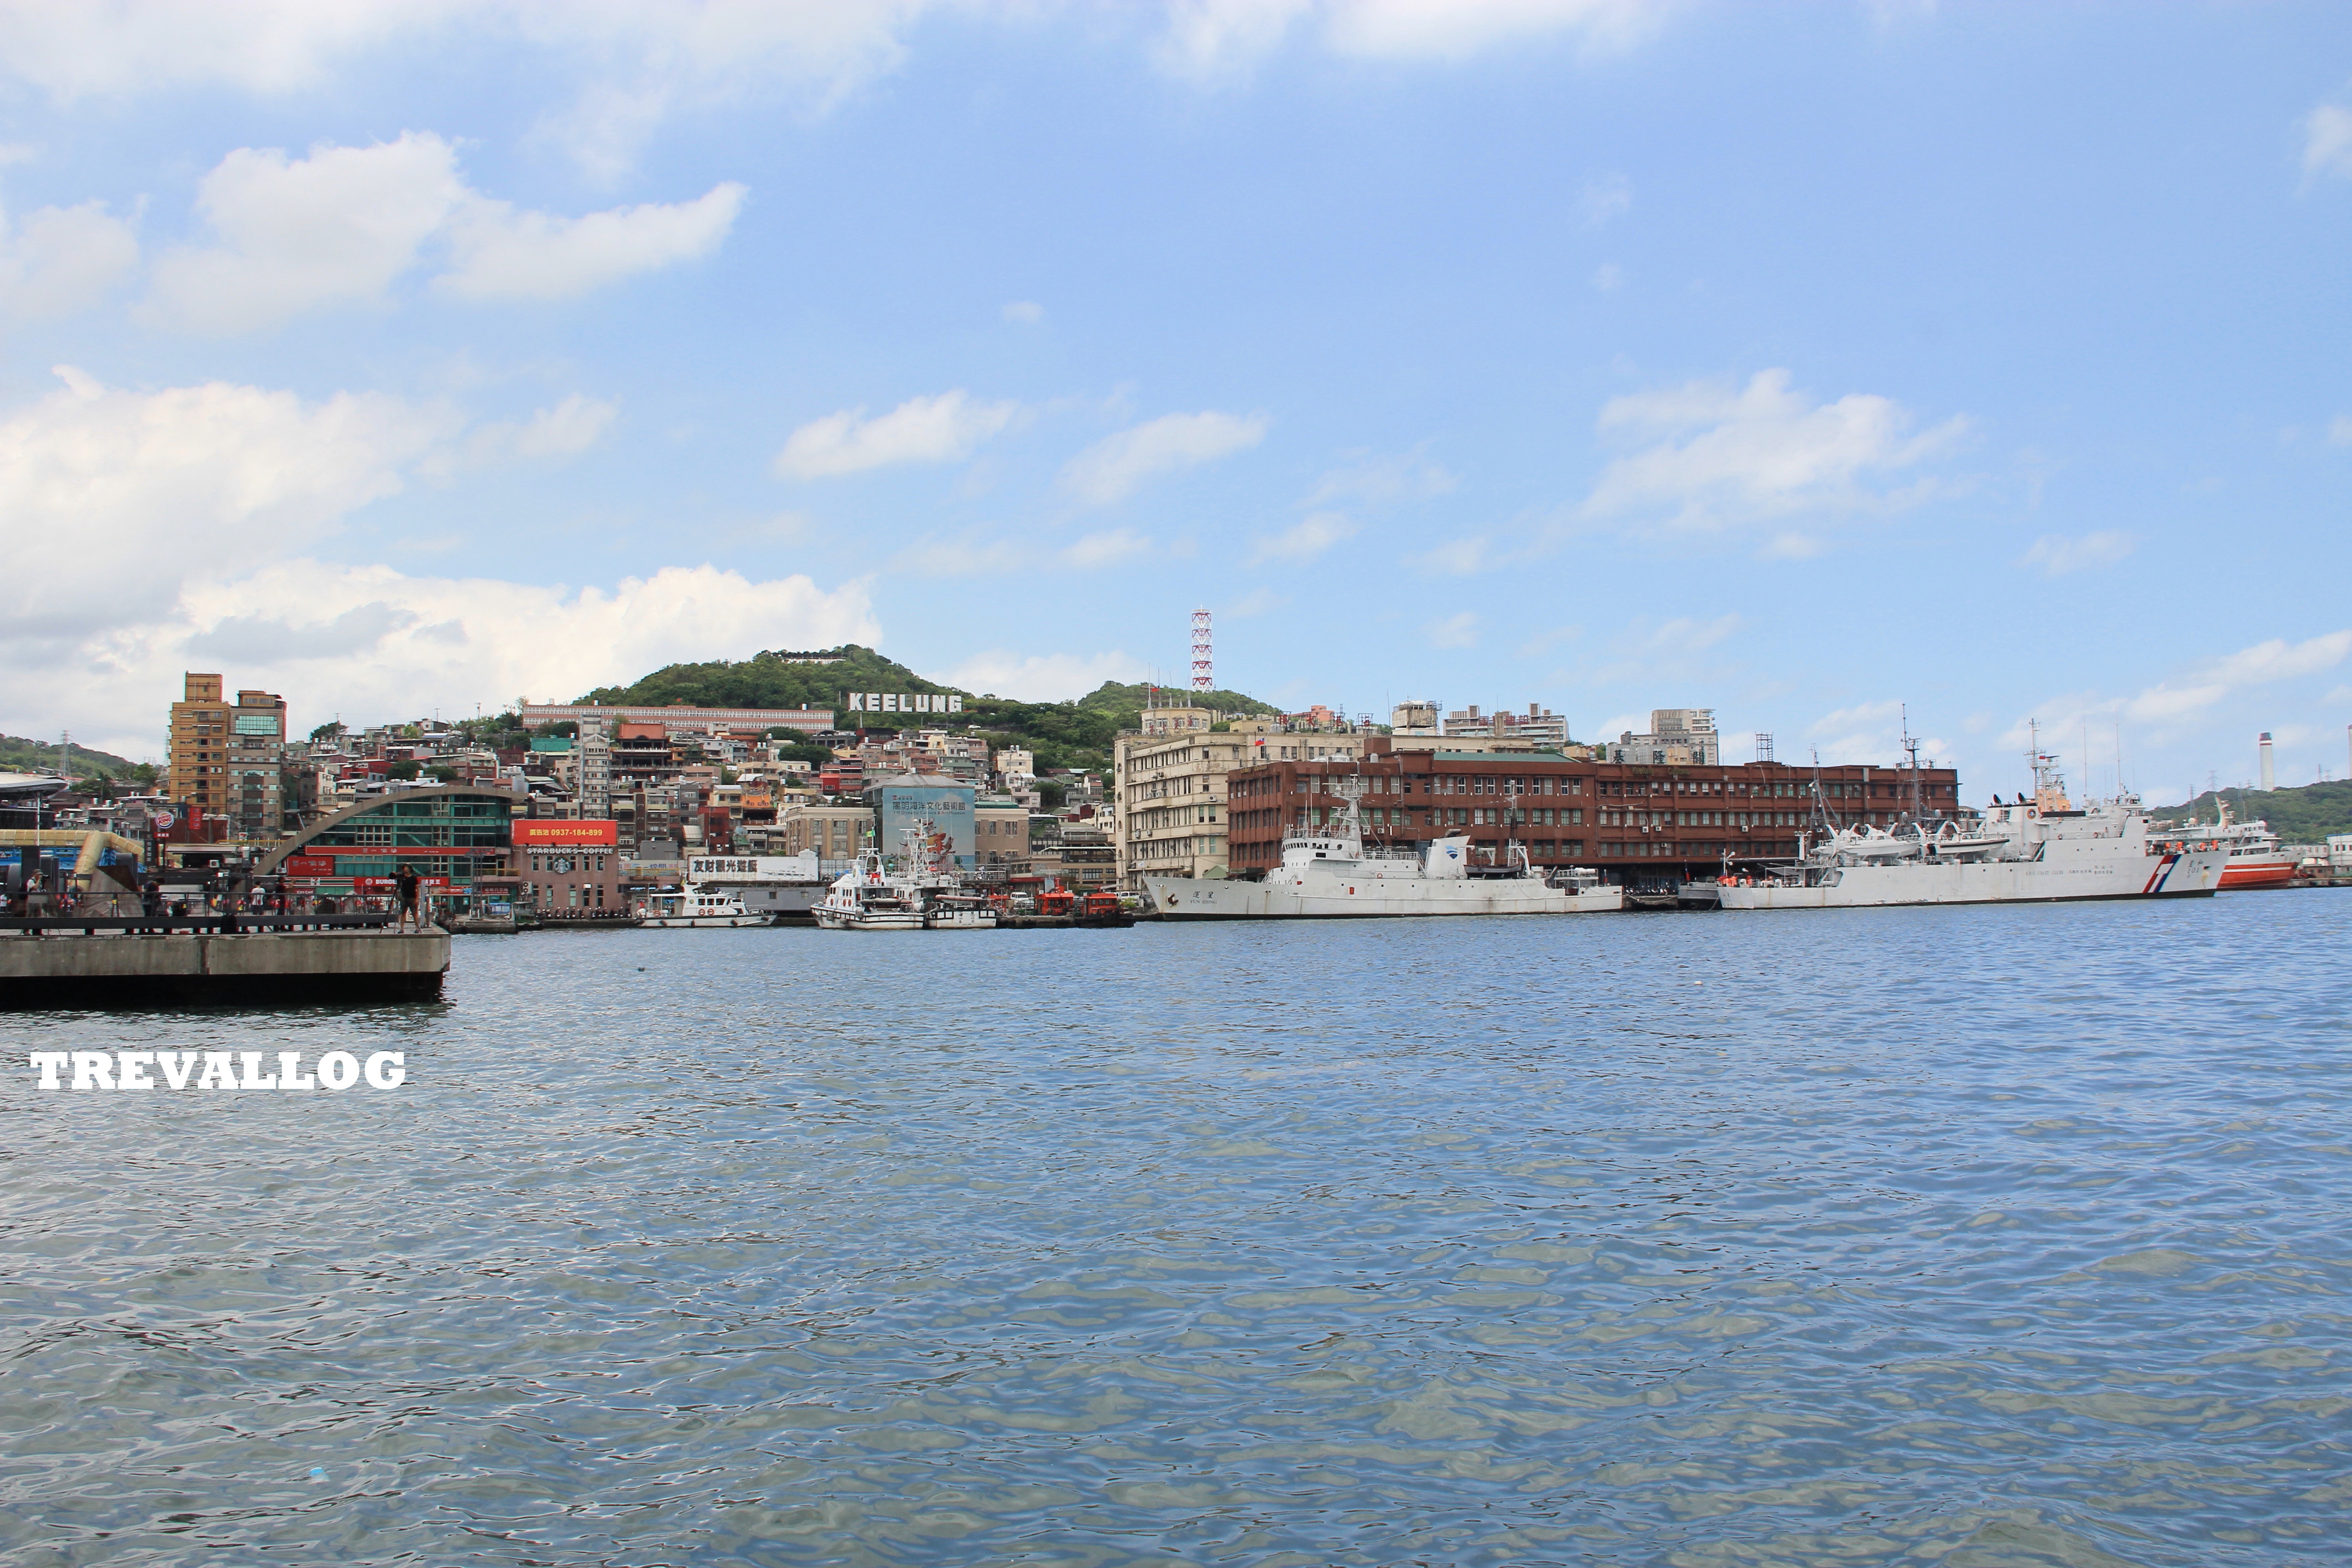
left=1900, top=703, right=1921, bottom=822
left=1191, top=608, right=1213, bottom=693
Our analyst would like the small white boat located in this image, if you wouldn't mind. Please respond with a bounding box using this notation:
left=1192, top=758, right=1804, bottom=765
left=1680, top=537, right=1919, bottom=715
left=813, top=848, right=925, bottom=930
left=924, top=895, right=998, bottom=929
left=637, top=886, right=768, bottom=927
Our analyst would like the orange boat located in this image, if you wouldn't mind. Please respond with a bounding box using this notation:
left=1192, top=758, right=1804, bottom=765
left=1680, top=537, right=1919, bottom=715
left=2155, top=808, right=2298, bottom=889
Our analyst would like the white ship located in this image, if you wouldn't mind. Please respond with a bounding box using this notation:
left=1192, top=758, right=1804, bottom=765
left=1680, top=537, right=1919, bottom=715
left=1147, top=780, right=1623, bottom=920
left=2150, top=805, right=2298, bottom=890
left=813, top=847, right=924, bottom=930
left=636, top=885, right=767, bottom=928
left=813, top=823, right=983, bottom=931
left=1720, top=744, right=2227, bottom=910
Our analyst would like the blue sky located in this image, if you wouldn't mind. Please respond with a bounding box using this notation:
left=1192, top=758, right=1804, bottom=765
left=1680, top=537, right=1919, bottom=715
left=4, top=0, right=2350, bottom=805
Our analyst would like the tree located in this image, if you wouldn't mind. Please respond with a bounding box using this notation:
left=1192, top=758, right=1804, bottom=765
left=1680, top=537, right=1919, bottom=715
left=426, top=765, right=460, bottom=784
left=310, top=721, right=347, bottom=741
left=386, top=761, right=421, bottom=781
left=774, top=742, right=834, bottom=765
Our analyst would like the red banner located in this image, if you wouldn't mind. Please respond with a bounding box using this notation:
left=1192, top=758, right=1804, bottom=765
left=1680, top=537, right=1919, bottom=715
left=351, top=876, right=451, bottom=891
left=285, top=855, right=336, bottom=877
left=513, top=819, right=619, bottom=847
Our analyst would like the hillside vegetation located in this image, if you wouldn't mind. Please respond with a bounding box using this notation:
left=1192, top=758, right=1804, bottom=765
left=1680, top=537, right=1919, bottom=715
left=579, top=646, right=1279, bottom=774
left=1, top=734, right=144, bottom=784
left=2155, top=779, right=2352, bottom=844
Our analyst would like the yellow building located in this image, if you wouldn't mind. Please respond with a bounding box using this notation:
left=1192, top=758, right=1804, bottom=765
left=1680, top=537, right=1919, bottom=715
left=778, top=802, right=873, bottom=862
left=1114, top=707, right=1376, bottom=890
left=168, top=673, right=289, bottom=835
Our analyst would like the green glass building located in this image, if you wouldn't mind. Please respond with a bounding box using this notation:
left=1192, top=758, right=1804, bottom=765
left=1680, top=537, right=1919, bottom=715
left=259, top=786, right=521, bottom=895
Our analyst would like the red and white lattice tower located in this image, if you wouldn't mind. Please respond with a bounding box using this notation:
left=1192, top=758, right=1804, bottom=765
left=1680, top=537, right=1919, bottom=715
left=1191, top=608, right=1213, bottom=691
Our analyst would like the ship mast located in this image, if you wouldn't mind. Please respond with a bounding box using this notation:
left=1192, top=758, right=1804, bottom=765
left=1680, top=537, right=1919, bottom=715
left=1901, top=704, right=1922, bottom=824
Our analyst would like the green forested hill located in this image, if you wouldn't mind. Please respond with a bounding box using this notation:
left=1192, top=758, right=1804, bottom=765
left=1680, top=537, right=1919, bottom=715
left=2155, top=779, right=2352, bottom=843
left=577, top=647, right=1279, bottom=773
left=0, top=733, right=144, bottom=783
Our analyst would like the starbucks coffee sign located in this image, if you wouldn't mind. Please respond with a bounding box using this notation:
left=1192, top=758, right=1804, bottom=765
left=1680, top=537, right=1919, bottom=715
left=847, top=692, right=963, bottom=714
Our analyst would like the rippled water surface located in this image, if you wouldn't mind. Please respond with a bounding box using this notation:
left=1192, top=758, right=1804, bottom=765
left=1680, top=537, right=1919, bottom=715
left=5, top=894, right=2350, bottom=1567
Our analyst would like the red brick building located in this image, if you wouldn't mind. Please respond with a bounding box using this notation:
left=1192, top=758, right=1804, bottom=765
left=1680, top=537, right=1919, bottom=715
left=1225, top=745, right=1961, bottom=880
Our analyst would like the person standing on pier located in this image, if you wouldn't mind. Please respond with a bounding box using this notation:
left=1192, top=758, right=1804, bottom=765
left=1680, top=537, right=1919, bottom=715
left=394, top=866, right=423, bottom=933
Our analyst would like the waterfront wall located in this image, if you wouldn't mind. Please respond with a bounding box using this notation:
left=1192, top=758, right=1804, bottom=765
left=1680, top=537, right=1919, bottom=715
left=0, top=930, right=451, bottom=1009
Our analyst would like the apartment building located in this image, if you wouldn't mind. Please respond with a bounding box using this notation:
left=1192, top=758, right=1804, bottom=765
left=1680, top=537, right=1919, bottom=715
left=167, top=672, right=290, bottom=837
left=1113, top=706, right=1376, bottom=890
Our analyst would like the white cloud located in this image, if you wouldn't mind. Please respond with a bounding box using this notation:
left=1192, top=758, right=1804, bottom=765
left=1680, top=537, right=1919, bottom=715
left=0, top=0, right=466, bottom=99
left=140, top=133, right=744, bottom=333
left=889, top=534, right=1027, bottom=577
left=775, top=390, right=1020, bottom=479
left=1413, top=534, right=1494, bottom=574
left=1326, top=0, right=1666, bottom=62
left=1001, top=299, right=1044, bottom=324
left=1516, top=625, right=1581, bottom=657
left=143, top=132, right=467, bottom=333
left=438, top=182, right=744, bottom=300
left=1579, top=172, right=1631, bottom=227
left=0, top=3, right=933, bottom=179
left=0, top=200, right=139, bottom=320
left=1646, top=612, right=1742, bottom=653
left=1152, top=0, right=1317, bottom=82
left=467, top=394, right=618, bottom=464
left=2019, top=530, right=2135, bottom=577
left=1062, top=529, right=1154, bottom=568
left=1579, top=368, right=1967, bottom=541
left=1304, top=449, right=1455, bottom=507
left=0, top=367, right=458, bottom=639
left=2204, top=630, right=2352, bottom=687
left=1427, top=611, right=1480, bottom=649
left=2000, top=630, right=2352, bottom=748
left=1250, top=510, right=1357, bottom=564
left=1810, top=699, right=1903, bottom=736
left=2329, top=415, right=2352, bottom=446
left=20, top=560, right=877, bottom=757
left=1226, top=587, right=1290, bottom=618
left=1060, top=409, right=1267, bottom=505
left=1592, top=261, right=1623, bottom=292
left=1153, top=0, right=1665, bottom=81
left=938, top=648, right=1147, bottom=702
left=2305, top=103, right=2352, bottom=180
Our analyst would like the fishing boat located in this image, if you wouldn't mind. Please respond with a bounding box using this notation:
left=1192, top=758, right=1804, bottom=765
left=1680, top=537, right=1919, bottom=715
left=1147, top=778, right=1623, bottom=919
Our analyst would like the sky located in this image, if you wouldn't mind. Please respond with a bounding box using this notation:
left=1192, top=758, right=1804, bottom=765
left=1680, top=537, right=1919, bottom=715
left=3, top=0, right=2350, bottom=806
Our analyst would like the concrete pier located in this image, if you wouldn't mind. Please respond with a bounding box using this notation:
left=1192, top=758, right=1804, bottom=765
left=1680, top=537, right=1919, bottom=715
left=0, top=924, right=450, bottom=1009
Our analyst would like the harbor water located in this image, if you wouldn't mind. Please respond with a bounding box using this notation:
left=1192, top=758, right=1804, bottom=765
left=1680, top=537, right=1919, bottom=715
left=5, top=894, right=2349, bottom=1567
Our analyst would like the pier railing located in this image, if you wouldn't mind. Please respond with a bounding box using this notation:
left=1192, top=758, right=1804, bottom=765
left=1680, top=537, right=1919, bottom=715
left=0, top=914, right=406, bottom=937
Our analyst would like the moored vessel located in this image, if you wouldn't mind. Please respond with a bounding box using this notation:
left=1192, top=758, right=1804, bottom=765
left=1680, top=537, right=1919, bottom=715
left=813, top=846, right=925, bottom=930
left=2150, top=806, right=2298, bottom=890
left=1147, top=779, right=1623, bottom=919
left=636, top=884, right=768, bottom=928
left=1720, top=743, right=2226, bottom=910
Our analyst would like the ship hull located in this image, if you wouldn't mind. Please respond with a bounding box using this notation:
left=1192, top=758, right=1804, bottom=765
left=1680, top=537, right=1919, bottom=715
left=1146, top=875, right=1623, bottom=920
left=1719, top=849, right=2226, bottom=909
left=2218, top=860, right=2298, bottom=890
